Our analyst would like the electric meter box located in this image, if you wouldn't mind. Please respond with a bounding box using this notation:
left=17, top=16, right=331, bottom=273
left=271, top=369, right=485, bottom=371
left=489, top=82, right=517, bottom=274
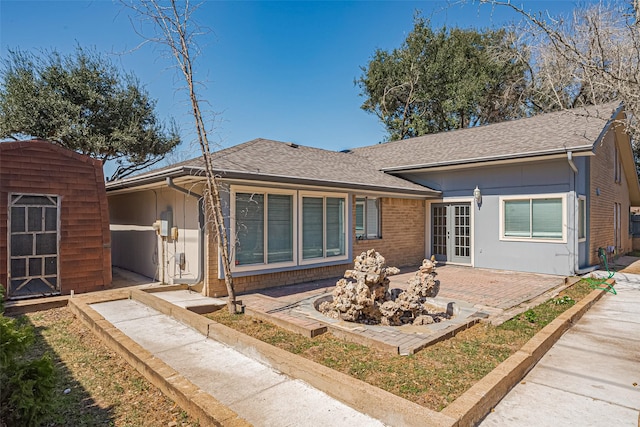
left=160, top=210, right=173, bottom=237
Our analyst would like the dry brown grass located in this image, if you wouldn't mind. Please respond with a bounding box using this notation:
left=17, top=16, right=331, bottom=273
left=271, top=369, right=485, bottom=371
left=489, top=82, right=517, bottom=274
left=208, top=280, right=594, bottom=411
left=21, top=307, right=199, bottom=427
left=16, top=279, right=594, bottom=424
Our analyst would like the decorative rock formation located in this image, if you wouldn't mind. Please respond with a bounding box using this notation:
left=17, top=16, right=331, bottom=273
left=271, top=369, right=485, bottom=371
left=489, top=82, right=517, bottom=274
left=318, top=250, right=450, bottom=326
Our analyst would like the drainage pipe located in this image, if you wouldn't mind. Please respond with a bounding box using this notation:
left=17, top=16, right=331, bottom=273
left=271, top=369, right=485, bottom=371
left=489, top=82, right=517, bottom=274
left=166, top=177, right=204, bottom=285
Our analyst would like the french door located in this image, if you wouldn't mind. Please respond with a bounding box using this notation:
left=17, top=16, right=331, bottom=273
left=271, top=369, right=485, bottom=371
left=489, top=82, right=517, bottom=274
left=431, top=203, right=471, bottom=264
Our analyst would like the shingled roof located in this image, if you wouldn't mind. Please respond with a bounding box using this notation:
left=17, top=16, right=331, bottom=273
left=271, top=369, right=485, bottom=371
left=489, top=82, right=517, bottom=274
left=107, top=103, right=626, bottom=197
left=351, top=102, right=622, bottom=171
left=107, top=138, right=438, bottom=196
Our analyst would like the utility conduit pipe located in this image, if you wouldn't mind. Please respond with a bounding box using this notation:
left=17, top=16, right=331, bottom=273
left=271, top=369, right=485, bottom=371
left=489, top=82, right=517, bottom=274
left=166, top=177, right=204, bottom=286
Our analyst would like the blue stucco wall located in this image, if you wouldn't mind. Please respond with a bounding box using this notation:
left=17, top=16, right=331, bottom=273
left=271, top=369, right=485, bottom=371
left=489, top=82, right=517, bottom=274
left=400, top=157, right=592, bottom=276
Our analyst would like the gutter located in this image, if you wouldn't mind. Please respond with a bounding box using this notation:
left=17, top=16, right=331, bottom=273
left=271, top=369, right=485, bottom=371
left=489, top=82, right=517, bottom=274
left=166, top=177, right=204, bottom=286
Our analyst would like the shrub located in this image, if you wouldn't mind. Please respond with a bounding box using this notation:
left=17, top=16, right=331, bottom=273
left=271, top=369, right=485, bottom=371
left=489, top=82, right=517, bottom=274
left=0, top=288, right=55, bottom=426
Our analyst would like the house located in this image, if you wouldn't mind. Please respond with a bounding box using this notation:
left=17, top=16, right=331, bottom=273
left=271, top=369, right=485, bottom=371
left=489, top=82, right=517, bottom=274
left=106, top=102, right=640, bottom=297
left=0, top=140, right=112, bottom=298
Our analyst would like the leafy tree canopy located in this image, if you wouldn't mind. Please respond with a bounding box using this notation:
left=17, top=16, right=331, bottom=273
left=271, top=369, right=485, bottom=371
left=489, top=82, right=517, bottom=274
left=0, top=47, right=180, bottom=180
left=357, top=14, right=528, bottom=141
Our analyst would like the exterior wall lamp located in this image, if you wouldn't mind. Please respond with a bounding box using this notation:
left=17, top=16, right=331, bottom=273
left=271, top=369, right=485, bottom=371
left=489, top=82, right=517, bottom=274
left=473, top=186, right=482, bottom=204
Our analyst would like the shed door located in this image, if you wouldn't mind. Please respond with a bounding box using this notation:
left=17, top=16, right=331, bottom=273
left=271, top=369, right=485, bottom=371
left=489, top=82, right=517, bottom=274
left=8, top=194, right=60, bottom=298
left=431, top=203, right=471, bottom=264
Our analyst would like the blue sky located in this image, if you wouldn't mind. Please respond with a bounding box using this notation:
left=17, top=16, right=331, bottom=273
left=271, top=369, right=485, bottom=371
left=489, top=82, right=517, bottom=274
left=1, top=0, right=580, bottom=176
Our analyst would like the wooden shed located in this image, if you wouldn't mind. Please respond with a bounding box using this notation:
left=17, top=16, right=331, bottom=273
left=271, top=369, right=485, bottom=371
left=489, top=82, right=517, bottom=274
left=0, top=140, right=111, bottom=298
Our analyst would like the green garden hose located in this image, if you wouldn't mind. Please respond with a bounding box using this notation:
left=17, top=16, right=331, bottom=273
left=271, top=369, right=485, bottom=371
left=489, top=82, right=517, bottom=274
left=585, top=248, right=617, bottom=295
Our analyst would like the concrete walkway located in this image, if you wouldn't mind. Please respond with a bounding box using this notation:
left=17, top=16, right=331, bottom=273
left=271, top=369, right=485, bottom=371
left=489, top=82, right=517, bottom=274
left=479, top=271, right=640, bottom=426
left=90, top=296, right=386, bottom=427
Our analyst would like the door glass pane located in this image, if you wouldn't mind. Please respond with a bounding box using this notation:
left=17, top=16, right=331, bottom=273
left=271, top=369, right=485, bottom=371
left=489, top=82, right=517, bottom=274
left=504, top=200, right=530, bottom=237
left=326, top=197, right=345, bottom=257
left=235, top=193, right=264, bottom=265
left=45, top=257, right=57, bottom=275
left=303, top=197, right=323, bottom=259
left=11, top=207, right=25, bottom=232
left=11, top=234, right=33, bottom=256
left=532, top=198, right=562, bottom=238
left=267, top=194, right=293, bottom=263
left=29, top=257, right=42, bottom=275
left=36, top=233, right=57, bottom=255
left=432, top=206, right=447, bottom=256
left=11, top=258, right=26, bottom=277
left=45, top=208, right=57, bottom=231
left=28, top=207, right=43, bottom=232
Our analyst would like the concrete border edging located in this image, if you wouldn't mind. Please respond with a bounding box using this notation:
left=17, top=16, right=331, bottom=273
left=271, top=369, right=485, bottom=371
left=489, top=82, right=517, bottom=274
left=441, top=285, right=609, bottom=426
left=67, top=297, right=250, bottom=427
left=132, top=289, right=457, bottom=427
left=63, top=280, right=610, bottom=427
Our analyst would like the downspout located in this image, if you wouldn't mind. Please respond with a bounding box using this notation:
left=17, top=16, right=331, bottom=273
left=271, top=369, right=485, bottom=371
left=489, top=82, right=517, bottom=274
left=567, top=152, right=581, bottom=275
left=166, top=178, right=204, bottom=285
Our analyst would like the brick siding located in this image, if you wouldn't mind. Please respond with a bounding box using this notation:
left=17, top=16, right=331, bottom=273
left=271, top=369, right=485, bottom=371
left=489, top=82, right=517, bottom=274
left=588, top=129, right=633, bottom=264
left=353, top=196, right=425, bottom=268
left=0, top=140, right=112, bottom=296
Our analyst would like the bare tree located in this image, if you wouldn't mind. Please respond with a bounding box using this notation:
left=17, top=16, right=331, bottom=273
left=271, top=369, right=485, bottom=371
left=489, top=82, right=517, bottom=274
left=484, top=1, right=639, bottom=140
left=122, top=0, right=238, bottom=314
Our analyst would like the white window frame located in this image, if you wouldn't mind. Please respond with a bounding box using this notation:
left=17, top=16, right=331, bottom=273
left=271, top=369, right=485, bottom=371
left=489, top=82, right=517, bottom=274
left=355, top=196, right=381, bottom=240
left=614, top=202, right=621, bottom=250
left=499, top=194, right=567, bottom=243
left=230, top=186, right=297, bottom=272
left=578, top=196, right=587, bottom=242
left=299, top=190, right=349, bottom=265
left=614, top=143, right=622, bottom=184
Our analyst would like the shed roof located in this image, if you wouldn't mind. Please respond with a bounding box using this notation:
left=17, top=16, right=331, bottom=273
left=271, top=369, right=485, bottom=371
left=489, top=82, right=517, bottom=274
left=351, top=102, right=622, bottom=171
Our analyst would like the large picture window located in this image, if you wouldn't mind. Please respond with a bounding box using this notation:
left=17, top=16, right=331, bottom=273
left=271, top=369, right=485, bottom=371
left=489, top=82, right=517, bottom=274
left=302, top=195, right=346, bottom=260
left=355, top=197, right=381, bottom=239
left=501, top=195, right=565, bottom=241
left=234, top=191, right=294, bottom=267
left=232, top=186, right=347, bottom=271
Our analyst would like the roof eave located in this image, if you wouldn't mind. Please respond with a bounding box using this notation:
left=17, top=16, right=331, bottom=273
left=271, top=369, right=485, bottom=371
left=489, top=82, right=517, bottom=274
left=381, top=146, right=595, bottom=173
left=217, top=170, right=440, bottom=197
left=105, top=165, right=205, bottom=191
left=106, top=165, right=441, bottom=198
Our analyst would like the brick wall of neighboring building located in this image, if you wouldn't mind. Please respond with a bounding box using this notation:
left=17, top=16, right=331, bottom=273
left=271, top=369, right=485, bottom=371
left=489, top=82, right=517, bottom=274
left=589, top=129, right=633, bottom=265
left=0, top=140, right=112, bottom=296
left=203, top=195, right=426, bottom=296
left=353, top=196, right=425, bottom=268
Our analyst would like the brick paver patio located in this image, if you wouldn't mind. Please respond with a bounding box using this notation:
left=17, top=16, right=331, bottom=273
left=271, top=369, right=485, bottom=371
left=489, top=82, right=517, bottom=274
left=239, top=264, right=567, bottom=355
